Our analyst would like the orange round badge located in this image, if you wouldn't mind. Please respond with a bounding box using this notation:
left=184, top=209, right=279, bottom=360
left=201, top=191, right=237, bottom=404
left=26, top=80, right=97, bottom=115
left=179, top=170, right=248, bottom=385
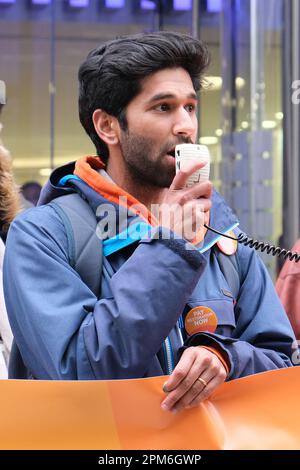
left=184, top=306, right=218, bottom=335
left=217, top=231, right=238, bottom=256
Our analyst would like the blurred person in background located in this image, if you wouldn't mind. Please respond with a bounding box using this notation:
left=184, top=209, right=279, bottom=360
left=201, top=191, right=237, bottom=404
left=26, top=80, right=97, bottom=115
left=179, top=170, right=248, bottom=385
left=21, top=181, right=42, bottom=207
left=276, top=240, right=300, bottom=344
left=0, top=80, right=20, bottom=377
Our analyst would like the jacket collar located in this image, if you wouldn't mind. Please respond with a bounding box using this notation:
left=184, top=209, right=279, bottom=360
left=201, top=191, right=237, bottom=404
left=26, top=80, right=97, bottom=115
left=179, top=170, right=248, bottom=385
left=40, top=155, right=239, bottom=251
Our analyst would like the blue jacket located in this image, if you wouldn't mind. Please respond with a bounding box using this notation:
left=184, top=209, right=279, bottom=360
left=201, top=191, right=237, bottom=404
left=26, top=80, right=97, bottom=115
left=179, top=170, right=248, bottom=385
left=3, top=157, right=295, bottom=379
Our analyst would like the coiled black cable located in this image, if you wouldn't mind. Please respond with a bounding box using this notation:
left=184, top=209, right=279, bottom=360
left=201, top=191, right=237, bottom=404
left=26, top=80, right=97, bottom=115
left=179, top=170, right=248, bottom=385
left=204, top=224, right=300, bottom=263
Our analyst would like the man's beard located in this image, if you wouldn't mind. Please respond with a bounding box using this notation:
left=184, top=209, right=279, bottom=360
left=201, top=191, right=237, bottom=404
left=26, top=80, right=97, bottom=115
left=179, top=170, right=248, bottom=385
left=119, top=129, right=191, bottom=188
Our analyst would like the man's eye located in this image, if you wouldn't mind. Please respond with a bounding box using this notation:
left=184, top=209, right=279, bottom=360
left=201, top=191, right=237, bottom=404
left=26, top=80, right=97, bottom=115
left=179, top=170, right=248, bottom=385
left=156, top=103, right=170, bottom=112
left=185, top=104, right=196, bottom=112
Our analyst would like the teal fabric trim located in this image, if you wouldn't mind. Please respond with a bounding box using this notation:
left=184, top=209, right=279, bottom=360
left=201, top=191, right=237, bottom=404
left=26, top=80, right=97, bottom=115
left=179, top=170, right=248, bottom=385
left=198, top=222, right=239, bottom=254
left=103, top=221, right=240, bottom=257
left=57, top=174, right=82, bottom=187
left=103, top=222, right=153, bottom=256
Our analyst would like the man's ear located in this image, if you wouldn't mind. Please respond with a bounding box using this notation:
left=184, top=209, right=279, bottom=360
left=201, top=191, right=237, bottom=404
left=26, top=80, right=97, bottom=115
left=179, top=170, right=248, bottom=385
left=92, top=109, right=120, bottom=146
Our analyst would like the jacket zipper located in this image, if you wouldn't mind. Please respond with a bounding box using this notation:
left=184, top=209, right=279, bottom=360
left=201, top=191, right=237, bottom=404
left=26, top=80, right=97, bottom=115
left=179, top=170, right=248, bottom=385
left=163, top=320, right=185, bottom=375
left=163, top=336, right=174, bottom=375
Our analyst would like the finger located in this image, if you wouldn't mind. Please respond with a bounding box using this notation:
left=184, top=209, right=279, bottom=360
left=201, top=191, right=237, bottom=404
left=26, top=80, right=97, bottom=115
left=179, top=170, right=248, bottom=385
left=170, top=161, right=208, bottom=190
left=162, top=361, right=208, bottom=413
left=185, top=180, right=213, bottom=200
left=193, top=196, right=212, bottom=213
left=162, top=349, right=197, bottom=393
left=174, top=369, right=215, bottom=412
left=186, top=373, right=226, bottom=410
left=184, top=200, right=211, bottom=239
left=182, top=203, right=205, bottom=242
left=174, top=181, right=213, bottom=207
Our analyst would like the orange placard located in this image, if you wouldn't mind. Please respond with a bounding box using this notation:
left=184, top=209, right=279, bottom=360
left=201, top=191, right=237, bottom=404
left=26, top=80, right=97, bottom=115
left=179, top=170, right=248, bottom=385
left=0, top=367, right=300, bottom=449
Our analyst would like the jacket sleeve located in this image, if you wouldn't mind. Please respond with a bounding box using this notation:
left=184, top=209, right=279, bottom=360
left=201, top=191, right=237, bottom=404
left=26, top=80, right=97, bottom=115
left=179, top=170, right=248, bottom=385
left=182, top=239, right=297, bottom=379
left=3, top=205, right=206, bottom=380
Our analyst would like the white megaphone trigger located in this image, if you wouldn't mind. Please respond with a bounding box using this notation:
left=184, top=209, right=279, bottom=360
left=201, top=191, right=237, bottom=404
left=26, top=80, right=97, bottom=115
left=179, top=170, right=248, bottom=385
left=175, top=143, right=210, bottom=187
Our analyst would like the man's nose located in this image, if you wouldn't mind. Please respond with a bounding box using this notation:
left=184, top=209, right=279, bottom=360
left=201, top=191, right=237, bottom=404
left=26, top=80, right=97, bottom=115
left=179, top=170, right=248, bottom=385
left=172, top=108, right=196, bottom=137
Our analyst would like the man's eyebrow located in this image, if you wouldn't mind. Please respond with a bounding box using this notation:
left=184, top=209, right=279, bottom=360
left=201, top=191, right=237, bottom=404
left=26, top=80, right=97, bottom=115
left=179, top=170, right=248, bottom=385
left=146, top=92, right=198, bottom=104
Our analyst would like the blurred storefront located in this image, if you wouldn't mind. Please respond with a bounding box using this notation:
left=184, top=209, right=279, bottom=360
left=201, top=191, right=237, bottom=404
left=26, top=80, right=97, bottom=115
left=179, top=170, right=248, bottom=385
left=0, top=0, right=297, bottom=275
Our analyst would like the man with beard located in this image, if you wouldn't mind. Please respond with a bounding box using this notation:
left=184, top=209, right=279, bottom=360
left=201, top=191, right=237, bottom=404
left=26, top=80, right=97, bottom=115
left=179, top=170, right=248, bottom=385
left=4, top=32, right=295, bottom=414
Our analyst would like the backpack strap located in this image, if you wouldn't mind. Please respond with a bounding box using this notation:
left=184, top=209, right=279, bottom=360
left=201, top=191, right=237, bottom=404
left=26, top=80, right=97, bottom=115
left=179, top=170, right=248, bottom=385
left=214, top=247, right=241, bottom=301
left=8, top=193, right=103, bottom=379
left=49, top=193, right=103, bottom=299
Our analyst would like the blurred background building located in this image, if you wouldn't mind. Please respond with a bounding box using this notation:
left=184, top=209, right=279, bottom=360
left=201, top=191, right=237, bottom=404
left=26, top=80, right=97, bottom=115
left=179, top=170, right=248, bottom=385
left=0, top=0, right=299, bottom=276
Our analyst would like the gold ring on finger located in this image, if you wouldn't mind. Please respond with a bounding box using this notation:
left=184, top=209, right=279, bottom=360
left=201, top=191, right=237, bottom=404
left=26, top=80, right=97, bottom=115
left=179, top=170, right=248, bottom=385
left=197, top=377, right=208, bottom=387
